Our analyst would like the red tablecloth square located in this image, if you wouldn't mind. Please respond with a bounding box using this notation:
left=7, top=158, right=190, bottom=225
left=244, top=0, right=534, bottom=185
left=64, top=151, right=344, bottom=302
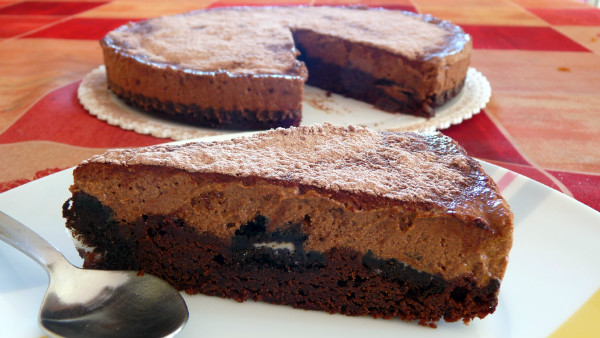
left=462, top=25, right=590, bottom=51
left=0, top=16, right=58, bottom=38
left=0, top=1, right=107, bottom=16
left=442, top=111, right=530, bottom=166
left=0, top=81, right=167, bottom=148
left=549, top=169, right=600, bottom=212
left=528, top=8, right=600, bottom=26
left=25, top=17, right=140, bottom=40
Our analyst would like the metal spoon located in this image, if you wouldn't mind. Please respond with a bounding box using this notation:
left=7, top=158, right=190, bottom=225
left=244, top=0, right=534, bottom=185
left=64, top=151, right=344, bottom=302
left=0, top=211, right=189, bottom=338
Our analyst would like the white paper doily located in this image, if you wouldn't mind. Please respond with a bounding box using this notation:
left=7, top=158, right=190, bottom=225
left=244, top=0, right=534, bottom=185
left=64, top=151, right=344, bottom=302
left=78, top=66, right=491, bottom=140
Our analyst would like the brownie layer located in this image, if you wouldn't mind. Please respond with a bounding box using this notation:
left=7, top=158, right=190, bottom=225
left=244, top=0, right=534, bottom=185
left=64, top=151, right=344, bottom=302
left=64, top=191, right=500, bottom=326
left=108, top=80, right=302, bottom=129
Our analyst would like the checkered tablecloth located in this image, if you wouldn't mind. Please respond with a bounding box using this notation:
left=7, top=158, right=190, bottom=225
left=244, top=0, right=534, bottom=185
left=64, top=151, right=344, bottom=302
left=1, top=0, right=599, bottom=336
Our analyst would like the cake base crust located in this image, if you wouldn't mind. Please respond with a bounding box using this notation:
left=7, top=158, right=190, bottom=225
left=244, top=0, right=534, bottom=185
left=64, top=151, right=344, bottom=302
left=64, top=191, right=500, bottom=327
left=107, top=81, right=302, bottom=130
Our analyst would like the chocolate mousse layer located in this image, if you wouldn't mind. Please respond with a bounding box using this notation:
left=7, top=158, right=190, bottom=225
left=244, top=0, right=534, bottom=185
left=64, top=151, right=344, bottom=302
left=64, top=124, right=513, bottom=325
left=101, top=6, right=472, bottom=129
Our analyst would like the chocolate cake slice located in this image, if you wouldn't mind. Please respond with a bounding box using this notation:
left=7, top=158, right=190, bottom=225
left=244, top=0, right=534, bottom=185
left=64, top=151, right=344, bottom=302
left=101, top=6, right=471, bottom=129
left=63, top=124, right=513, bottom=326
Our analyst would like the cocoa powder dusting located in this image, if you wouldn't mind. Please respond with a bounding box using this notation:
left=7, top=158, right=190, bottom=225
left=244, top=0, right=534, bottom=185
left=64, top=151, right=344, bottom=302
left=86, top=124, right=469, bottom=205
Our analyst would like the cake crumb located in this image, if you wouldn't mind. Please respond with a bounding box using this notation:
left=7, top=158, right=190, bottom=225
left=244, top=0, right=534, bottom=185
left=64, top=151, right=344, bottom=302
left=419, top=319, right=438, bottom=328
left=557, top=67, right=570, bottom=72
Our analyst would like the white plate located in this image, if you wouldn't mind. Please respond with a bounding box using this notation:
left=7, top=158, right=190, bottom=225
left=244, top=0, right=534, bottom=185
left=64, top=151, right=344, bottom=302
left=78, top=66, right=491, bottom=140
left=1, top=140, right=600, bottom=337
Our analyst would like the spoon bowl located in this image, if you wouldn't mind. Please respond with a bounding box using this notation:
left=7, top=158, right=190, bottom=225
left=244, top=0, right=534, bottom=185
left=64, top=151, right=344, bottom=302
left=0, top=211, right=189, bottom=338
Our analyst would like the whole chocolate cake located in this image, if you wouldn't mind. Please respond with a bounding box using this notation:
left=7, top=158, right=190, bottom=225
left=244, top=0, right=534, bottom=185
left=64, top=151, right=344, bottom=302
left=63, top=124, right=513, bottom=327
left=101, top=6, right=472, bottom=129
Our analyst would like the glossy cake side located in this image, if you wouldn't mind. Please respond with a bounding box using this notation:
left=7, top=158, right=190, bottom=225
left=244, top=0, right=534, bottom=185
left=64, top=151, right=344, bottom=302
left=63, top=124, right=513, bottom=326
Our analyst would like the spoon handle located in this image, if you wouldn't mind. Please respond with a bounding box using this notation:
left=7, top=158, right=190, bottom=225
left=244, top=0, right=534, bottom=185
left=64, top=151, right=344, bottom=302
left=0, top=211, right=69, bottom=273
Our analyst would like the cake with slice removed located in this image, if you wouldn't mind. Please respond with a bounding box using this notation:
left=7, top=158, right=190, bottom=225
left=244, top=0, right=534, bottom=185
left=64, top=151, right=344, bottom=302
left=101, top=6, right=472, bottom=129
left=63, top=123, right=513, bottom=326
